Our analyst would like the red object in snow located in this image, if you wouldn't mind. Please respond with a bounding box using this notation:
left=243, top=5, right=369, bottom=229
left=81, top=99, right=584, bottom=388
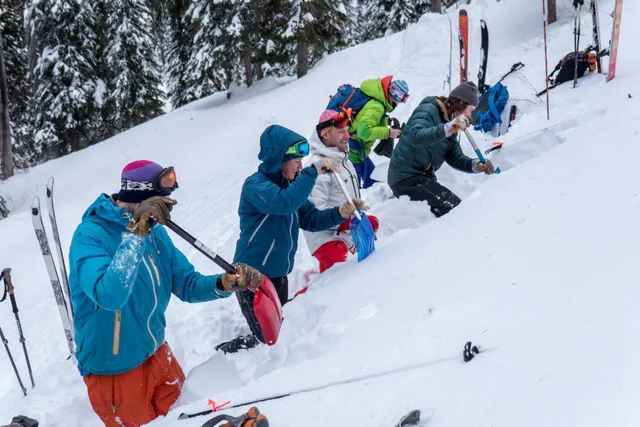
left=607, top=0, right=624, bottom=82
left=254, top=277, right=283, bottom=346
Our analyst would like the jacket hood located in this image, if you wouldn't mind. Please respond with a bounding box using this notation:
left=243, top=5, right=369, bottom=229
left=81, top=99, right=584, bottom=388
left=360, top=77, right=394, bottom=113
left=82, top=193, right=131, bottom=228
left=258, top=125, right=308, bottom=181
left=308, top=131, right=348, bottom=161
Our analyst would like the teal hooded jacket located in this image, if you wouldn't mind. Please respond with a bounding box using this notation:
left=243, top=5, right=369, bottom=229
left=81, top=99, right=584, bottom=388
left=233, top=125, right=344, bottom=278
left=69, top=194, right=231, bottom=376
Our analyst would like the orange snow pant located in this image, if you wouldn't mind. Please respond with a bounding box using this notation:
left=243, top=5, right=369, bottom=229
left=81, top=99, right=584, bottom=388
left=83, top=343, right=185, bottom=427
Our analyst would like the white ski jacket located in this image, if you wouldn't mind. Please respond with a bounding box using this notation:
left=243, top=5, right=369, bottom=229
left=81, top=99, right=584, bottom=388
left=303, top=132, right=361, bottom=255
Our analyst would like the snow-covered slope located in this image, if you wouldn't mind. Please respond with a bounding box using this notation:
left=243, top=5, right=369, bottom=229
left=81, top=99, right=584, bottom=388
left=1, top=0, right=638, bottom=426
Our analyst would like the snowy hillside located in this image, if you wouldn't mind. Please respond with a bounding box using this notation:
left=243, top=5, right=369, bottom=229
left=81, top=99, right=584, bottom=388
left=1, top=0, right=639, bottom=426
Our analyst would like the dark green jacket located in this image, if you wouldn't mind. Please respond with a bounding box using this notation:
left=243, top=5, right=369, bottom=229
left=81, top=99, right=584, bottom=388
left=387, top=97, right=475, bottom=186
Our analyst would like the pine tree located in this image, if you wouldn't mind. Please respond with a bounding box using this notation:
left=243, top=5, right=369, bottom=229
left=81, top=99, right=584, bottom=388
left=166, top=0, right=194, bottom=108
left=235, top=0, right=293, bottom=84
left=105, top=0, right=164, bottom=131
left=364, top=0, right=430, bottom=41
left=0, top=0, right=33, bottom=167
left=32, top=0, right=99, bottom=159
left=92, top=0, right=115, bottom=143
left=290, top=0, right=350, bottom=78
left=182, top=0, right=236, bottom=103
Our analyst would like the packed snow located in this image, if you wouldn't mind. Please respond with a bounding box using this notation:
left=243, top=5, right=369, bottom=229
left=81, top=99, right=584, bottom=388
left=1, top=0, right=638, bottom=426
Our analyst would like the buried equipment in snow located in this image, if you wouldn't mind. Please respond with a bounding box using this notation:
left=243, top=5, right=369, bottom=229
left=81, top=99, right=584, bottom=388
left=200, top=406, right=268, bottom=427
left=331, top=171, right=375, bottom=262
left=165, top=220, right=282, bottom=346
left=463, top=341, right=480, bottom=363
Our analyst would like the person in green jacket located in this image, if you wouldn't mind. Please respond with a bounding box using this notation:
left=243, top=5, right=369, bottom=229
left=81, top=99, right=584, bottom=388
left=349, top=76, right=409, bottom=189
left=387, top=81, right=495, bottom=218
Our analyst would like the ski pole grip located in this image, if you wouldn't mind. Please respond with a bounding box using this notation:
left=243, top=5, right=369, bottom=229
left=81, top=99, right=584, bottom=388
left=2, top=268, right=13, bottom=294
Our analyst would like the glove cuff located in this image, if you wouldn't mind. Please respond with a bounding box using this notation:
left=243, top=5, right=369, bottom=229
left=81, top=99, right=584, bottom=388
left=471, top=159, right=481, bottom=173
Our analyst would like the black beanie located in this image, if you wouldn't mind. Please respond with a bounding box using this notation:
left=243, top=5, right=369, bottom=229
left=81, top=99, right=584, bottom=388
left=450, top=81, right=479, bottom=107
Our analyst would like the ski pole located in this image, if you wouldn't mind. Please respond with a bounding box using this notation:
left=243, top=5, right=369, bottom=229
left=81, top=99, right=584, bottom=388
left=464, top=129, right=501, bottom=174
left=542, top=0, right=551, bottom=119
left=496, top=62, right=525, bottom=84
left=2, top=269, right=35, bottom=388
left=178, top=342, right=494, bottom=420
left=0, top=324, right=27, bottom=396
left=165, top=221, right=235, bottom=273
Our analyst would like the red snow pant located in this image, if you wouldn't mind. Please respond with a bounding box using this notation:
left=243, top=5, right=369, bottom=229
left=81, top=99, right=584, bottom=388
left=313, top=215, right=379, bottom=273
left=83, top=343, right=185, bottom=427
left=314, top=241, right=350, bottom=273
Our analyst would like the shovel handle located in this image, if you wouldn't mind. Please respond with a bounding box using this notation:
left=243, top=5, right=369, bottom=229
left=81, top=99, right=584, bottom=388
left=331, top=171, right=362, bottom=221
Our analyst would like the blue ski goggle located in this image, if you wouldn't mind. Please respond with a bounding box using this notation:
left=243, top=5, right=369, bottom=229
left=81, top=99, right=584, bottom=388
left=284, top=140, right=310, bottom=157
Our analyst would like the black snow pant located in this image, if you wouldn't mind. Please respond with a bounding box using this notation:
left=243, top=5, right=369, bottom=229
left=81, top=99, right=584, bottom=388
left=236, top=276, right=288, bottom=344
left=390, top=173, right=461, bottom=218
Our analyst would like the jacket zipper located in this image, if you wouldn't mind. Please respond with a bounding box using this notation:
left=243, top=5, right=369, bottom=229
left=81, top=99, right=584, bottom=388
left=112, top=311, right=121, bottom=355
left=262, top=239, right=275, bottom=266
left=248, top=214, right=270, bottom=246
left=342, top=153, right=360, bottom=198
left=142, top=255, right=159, bottom=352
left=287, top=213, right=296, bottom=273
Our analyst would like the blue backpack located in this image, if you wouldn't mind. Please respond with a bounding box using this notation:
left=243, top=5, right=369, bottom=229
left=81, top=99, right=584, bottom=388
left=326, top=84, right=372, bottom=116
left=472, top=82, right=509, bottom=133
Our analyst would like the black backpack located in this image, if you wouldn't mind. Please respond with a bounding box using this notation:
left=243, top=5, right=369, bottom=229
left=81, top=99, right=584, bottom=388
left=548, top=51, right=591, bottom=86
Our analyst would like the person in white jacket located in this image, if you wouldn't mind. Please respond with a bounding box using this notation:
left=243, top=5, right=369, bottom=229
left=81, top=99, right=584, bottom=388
left=304, top=110, right=379, bottom=273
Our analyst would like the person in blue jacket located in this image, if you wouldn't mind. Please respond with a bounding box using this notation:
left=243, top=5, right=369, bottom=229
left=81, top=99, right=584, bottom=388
left=68, top=160, right=263, bottom=427
left=215, top=125, right=366, bottom=353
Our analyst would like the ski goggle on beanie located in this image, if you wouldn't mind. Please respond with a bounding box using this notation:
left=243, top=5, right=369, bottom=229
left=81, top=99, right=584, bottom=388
left=118, top=160, right=179, bottom=203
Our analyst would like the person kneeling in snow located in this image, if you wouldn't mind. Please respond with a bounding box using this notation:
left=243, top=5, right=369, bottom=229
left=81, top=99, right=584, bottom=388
left=69, top=160, right=262, bottom=427
left=216, top=125, right=366, bottom=354
left=387, top=82, right=495, bottom=218
left=304, top=110, right=379, bottom=274
left=349, top=76, right=409, bottom=189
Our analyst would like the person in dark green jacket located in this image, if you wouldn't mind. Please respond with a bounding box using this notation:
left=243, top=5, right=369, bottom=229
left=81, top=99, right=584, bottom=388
left=387, top=82, right=495, bottom=217
left=349, top=76, right=409, bottom=189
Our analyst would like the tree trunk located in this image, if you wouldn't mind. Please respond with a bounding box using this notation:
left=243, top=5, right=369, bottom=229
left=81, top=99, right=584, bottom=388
left=296, top=35, right=309, bottom=78
left=548, top=0, right=557, bottom=24
left=432, top=0, right=442, bottom=13
left=0, top=31, right=14, bottom=179
left=243, top=44, right=254, bottom=87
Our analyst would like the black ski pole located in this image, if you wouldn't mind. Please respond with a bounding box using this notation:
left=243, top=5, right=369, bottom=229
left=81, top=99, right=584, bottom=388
left=0, top=324, right=27, bottom=396
left=2, top=269, right=35, bottom=388
left=496, top=62, right=525, bottom=84
left=165, top=220, right=235, bottom=273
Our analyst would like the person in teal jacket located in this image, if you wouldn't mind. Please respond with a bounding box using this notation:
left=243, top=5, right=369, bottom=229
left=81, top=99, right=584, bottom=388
left=349, top=76, right=409, bottom=188
left=216, top=125, right=365, bottom=354
left=68, top=160, right=262, bottom=427
left=388, top=82, right=495, bottom=218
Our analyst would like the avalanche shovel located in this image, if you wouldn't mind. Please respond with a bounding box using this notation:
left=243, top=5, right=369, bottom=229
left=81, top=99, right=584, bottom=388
left=331, top=172, right=375, bottom=262
left=464, top=129, right=501, bottom=174
left=165, top=220, right=283, bottom=345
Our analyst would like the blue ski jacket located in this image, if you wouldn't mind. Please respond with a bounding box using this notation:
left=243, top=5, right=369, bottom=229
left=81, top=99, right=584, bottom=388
left=68, top=194, right=231, bottom=376
left=233, top=125, right=344, bottom=278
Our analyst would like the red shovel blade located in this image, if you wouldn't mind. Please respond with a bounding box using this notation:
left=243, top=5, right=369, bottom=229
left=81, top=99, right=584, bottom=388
left=253, top=276, right=283, bottom=346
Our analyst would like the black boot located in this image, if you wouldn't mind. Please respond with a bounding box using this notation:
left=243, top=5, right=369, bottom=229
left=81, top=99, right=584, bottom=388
left=215, top=334, right=260, bottom=354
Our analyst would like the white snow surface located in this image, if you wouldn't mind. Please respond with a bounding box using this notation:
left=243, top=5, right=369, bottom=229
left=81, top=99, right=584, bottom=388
left=1, top=0, right=639, bottom=425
